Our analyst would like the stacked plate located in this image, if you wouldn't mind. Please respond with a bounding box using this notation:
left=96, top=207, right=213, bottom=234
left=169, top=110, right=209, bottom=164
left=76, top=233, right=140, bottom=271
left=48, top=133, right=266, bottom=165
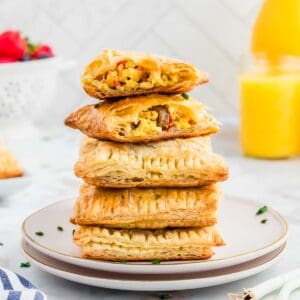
left=21, top=195, right=288, bottom=291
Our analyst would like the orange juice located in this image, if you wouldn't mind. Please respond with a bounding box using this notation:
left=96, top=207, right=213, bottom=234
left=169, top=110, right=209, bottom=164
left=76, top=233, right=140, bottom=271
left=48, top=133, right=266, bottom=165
left=240, top=60, right=300, bottom=158
left=252, top=0, right=300, bottom=61
left=240, top=0, right=300, bottom=158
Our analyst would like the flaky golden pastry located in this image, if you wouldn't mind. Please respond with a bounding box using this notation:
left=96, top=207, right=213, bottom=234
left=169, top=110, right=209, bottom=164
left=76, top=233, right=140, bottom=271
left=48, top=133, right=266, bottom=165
left=73, top=226, right=224, bottom=261
left=0, top=143, right=23, bottom=179
left=71, top=184, right=220, bottom=228
left=75, top=136, right=228, bottom=188
left=65, top=94, right=218, bottom=143
left=81, top=49, right=208, bottom=99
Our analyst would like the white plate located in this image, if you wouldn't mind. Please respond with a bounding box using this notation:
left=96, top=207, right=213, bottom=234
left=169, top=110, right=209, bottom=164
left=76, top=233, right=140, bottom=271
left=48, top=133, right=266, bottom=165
left=0, top=175, right=31, bottom=197
left=22, top=196, right=288, bottom=274
left=22, top=240, right=286, bottom=291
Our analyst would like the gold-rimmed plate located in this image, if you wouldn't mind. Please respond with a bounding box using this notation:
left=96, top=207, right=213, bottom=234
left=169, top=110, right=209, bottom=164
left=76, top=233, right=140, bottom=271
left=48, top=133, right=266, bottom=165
left=22, top=239, right=286, bottom=291
left=22, top=195, right=288, bottom=274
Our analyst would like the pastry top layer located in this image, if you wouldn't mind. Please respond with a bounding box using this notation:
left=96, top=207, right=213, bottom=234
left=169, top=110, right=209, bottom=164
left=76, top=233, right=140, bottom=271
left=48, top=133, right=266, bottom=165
left=65, top=94, right=219, bottom=142
left=81, top=49, right=208, bottom=99
left=70, top=184, right=219, bottom=228
left=74, top=226, right=224, bottom=249
left=75, top=136, right=229, bottom=188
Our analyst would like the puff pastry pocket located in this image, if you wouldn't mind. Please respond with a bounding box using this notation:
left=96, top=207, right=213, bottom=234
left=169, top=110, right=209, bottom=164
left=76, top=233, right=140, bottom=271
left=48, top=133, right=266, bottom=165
left=81, top=49, right=208, bottom=99
left=71, top=184, right=220, bottom=228
left=75, top=137, right=229, bottom=188
left=65, top=94, right=218, bottom=143
left=0, top=143, right=23, bottom=179
left=73, top=226, right=224, bottom=261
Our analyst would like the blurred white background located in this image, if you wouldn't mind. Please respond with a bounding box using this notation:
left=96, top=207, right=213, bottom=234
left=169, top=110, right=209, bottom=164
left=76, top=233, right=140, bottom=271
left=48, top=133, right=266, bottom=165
left=0, top=0, right=262, bottom=125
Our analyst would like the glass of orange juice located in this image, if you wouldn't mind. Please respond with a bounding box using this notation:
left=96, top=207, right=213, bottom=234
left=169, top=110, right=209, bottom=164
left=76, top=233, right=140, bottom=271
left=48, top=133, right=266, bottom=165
left=240, top=56, right=300, bottom=159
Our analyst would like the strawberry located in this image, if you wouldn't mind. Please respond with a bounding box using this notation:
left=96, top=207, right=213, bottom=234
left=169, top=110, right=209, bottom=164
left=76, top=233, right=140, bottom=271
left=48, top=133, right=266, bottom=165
left=31, top=44, right=54, bottom=59
left=0, top=30, right=27, bottom=60
left=0, top=57, right=18, bottom=63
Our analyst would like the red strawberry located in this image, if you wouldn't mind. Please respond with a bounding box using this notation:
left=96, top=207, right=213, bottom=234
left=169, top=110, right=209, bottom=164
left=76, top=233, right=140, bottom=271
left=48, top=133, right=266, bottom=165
left=31, top=44, right=54, bottom=59
left=0, top=30, right=27, bottom=60
left=0, top=57, right=18, bottom=63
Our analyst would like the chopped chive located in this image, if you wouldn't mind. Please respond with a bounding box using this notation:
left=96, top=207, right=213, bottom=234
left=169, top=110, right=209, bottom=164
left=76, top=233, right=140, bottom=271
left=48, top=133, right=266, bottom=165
left=72, top=229, right=75, bottom=235
left=256, top=206, right=268, bottom=215
left=0, top=242, right=3, bottom=246
left=119, top=259, right=127, bottom=264
left=35, top=231, right=44, bottom=237
left=57, top=226, right=64, bottom=232
left=181, top=93, right=189, bottom=100
left=151, top=259, right=161, bottom=265
left=94, top=103, right=100, bottom=109
left=159, top=293, right=171, bottom=300
left=261, top=219, right=268, bottom=224
left=20, top=262, right=30, bottom=268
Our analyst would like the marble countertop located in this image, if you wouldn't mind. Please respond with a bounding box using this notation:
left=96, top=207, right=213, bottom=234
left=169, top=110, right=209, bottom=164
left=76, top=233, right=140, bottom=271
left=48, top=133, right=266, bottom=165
left=1, top=126, right=300, bottom=300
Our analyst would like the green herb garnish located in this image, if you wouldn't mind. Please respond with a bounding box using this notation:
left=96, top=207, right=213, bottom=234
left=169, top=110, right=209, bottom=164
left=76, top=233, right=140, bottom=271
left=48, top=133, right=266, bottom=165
left=256, top=206, right=268, bottom=215
left=35, top=231, right=44, bottom=236
left=151, top=259, right=161, bottom=265
left=181, top=93, right=189, bottom=100
left=261, top=219, right=268, bottom=224
left=20, top=262, right=30, bottom=268
left=94, top=103, right=100, bottom=109
left=57, top=226, right=64, bottom=232
left=119, top=259, right=127, bottom=264
left=159, top=293, right=171, bottom=300
left=0, top=242, right=3, bottom=246
left=72, top=229, right=75, bottom=235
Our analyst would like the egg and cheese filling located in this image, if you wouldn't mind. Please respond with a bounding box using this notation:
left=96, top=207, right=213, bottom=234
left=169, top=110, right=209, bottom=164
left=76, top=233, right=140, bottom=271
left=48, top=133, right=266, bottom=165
left=117, top=105, right=197, bottom=137
left=99, top=60, right=191, bottom=92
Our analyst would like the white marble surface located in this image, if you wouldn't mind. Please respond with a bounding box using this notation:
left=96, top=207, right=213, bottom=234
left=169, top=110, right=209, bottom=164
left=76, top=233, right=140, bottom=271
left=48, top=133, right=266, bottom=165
left=1, top=126, right=300, bottom=300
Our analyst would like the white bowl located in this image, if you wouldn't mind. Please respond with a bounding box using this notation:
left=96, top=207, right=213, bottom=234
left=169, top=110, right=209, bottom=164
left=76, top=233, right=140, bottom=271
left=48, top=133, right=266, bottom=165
left=0, top=57, right=74, bottom=125
left=0, top=174, right=31, bottom=198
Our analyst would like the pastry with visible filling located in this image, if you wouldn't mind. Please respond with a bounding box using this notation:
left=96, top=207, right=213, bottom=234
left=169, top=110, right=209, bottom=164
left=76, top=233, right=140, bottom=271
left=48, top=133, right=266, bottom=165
left=74, top=136, right=228, bottom=188
left=81, top=49, right=208, bottom=99
left=0, top=143, right=23, bottom=179
left=65, top=94, right=218, bottom=143
left=70, top=184, right=220, bottom=228
left=73, top=226, right=224, bottom=261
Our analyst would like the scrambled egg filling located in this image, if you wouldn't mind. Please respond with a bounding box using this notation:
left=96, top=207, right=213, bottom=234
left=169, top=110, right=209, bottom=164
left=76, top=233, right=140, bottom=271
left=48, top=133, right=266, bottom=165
left=126, top=105, right=197, bottom=137
left=101, top=60, right=189, bottom=92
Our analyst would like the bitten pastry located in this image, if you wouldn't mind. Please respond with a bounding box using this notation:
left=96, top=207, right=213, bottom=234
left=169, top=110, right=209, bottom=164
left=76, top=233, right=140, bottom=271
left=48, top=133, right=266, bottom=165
left=73, top=226, right=224, bottom=261
left=75, top=136, right=228, bottom=188
left=0, top=143, right=23, bottom=179
left=65, top=94, right=218, bottom=143
left=81, top=49, right=208, bottom=99
left=71, top=184, right=220, bottom=228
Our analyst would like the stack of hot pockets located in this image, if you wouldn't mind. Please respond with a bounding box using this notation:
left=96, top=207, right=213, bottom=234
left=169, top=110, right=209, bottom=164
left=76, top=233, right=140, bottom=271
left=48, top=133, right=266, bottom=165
left=65, top=49, right=228, bottom=261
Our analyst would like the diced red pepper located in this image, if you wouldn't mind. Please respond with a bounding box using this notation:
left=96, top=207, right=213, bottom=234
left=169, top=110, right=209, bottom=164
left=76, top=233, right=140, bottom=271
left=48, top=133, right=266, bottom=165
left=114, top=80, right=121, bottom=87
left=188, top=119, right=196, bottom=125
left=169, top=114, right=174, bottom=127
left=116, top=60, right=127, bottom=68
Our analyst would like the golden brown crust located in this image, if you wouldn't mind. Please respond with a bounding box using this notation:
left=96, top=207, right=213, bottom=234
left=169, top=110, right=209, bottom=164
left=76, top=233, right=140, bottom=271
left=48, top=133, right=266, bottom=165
left=65, top=94, right=219, bottom=143
left=0, top=143, right=23, bottom=179
left=74, top=137, right=229, bottom=188
left=70, top=184, right=220, bottom=228
left=81, top=49, right=208, bottom=99
left=73, top=226, right=224, bottom=261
